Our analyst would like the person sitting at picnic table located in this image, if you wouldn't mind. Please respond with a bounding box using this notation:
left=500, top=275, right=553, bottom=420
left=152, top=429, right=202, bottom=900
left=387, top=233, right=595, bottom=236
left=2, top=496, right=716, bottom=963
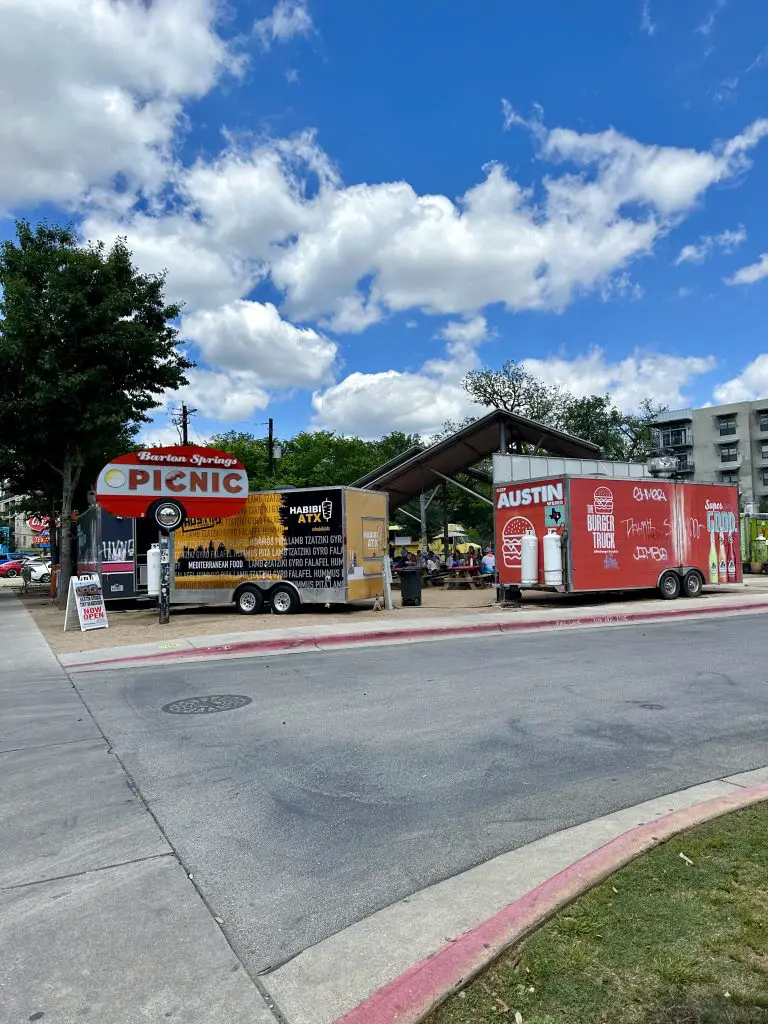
left=466, top=545, right=477, bottom=566
left=445, top=552, right=455, bottom=568
left=480, top=548, right=496, bottom=575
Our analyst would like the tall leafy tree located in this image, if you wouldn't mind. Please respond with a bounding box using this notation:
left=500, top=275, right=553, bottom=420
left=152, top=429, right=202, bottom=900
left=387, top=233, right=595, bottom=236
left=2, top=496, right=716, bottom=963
left=0, top=221, right=191, bottom=601
left=463, top=361, right=567, bottom=427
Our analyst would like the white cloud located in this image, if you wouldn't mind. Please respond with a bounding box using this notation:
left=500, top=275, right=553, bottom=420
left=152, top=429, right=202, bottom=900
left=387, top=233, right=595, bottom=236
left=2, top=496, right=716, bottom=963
left=182, top=300, right=337, bottom=389
left=80, top=210, right=256, bottom=311
left=641, top=0, right=657, bottom=36
left=724, top=253, right=768, bottom=286
left=312, top=318, right=490, bottom=437
left=285, top=68, right=300, bottom=84
left=677, top=286, right=693, bottom=298
left=170, top=368, right=271, bottom=422
left=437, top=316, right=492, bottom=346
left=675, top=225, right=746, bottom=265
left=696, top=0, right=727, bottom=36
left=254, top=0, right=313, bottom=49
left=0, top=0, right=239, bottom=208
left=521, top=349, right=717, bottom=410
left=312, top=369, right=481, bottom=439
left=713, top=355, right=768, bottom=403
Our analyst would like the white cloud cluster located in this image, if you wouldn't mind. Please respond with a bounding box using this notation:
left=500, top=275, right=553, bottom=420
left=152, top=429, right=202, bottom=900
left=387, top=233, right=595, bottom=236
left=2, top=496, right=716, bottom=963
left=713, top=355, right=768, bottom=403
left=675, top=225, right=746, bottom=265
left=254, top=0, right=313, bottom=49
left=1, top=0, right=765, bottom=438
left=0, top=0, right=240, bottom=209
left=724, top=253, right=768, bottom=286
left=522, top=349, right=717, bottom=411
left=312, top=317, right=490, bottom=437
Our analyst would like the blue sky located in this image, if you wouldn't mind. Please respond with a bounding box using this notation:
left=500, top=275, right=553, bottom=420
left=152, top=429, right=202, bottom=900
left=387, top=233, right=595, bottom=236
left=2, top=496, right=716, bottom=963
left=2, top=0, right=768, bottom=444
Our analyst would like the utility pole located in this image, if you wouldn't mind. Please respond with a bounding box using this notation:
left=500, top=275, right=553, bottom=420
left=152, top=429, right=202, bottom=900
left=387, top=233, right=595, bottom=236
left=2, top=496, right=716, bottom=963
left=173, top=403, right=197, bottom=445
left=268, top=417, right=275, bottom=477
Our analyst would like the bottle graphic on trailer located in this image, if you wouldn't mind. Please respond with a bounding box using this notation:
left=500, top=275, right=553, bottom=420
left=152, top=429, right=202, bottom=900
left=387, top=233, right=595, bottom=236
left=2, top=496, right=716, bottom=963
left=726, top=531, right=737, bottom=581
left=718, top=532, right=728, bottom=583
left=708, top=530, right=719, bottom=584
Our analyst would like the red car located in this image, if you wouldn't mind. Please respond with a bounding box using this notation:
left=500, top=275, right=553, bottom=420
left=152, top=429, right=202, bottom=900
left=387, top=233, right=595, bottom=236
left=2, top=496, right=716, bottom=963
left=0, top=559, right=24, bottom=578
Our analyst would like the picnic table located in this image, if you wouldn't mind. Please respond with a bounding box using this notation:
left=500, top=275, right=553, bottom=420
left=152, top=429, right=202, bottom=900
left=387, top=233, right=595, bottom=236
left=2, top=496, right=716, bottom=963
left=441, top=565, right=490, bottom=590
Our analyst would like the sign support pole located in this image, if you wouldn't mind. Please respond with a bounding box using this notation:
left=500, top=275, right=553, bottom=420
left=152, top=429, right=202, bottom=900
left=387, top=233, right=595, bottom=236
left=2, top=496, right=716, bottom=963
left=159, top=530, right=170, bottom=625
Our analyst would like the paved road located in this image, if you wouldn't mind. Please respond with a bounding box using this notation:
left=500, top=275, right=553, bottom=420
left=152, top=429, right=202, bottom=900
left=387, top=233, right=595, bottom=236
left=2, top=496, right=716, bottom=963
left=70, top=614, right=768, bottom=975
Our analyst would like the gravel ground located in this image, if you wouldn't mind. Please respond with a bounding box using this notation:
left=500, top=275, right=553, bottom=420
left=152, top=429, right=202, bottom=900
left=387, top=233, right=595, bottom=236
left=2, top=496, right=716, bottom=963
left=21, top=584, right=499, bottom=655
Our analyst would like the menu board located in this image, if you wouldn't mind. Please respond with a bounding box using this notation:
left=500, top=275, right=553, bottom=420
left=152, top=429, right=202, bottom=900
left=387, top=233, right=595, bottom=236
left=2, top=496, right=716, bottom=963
left=173, top=489, right=345, bottom=591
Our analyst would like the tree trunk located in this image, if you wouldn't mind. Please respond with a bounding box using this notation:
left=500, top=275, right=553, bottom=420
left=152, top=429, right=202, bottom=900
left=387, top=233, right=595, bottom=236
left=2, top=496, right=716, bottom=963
left=56, top=450, right=82, bottom=608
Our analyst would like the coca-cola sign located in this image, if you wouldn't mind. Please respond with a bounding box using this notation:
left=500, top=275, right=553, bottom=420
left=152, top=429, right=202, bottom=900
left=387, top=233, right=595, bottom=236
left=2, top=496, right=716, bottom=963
left=27, top=515, right=50, bottom=533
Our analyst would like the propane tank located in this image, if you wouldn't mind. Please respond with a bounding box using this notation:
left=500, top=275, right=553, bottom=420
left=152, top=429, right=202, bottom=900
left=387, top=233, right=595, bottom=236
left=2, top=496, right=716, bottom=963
left=520, top=531, right=539, bottom=585
left=147, top=543, right=161, bottom=596
left=543, top=529, right=563, bottom=586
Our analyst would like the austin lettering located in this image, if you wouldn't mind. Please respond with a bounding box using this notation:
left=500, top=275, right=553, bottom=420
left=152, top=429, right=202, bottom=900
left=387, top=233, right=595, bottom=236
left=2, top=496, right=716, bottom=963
left=497, top=483, right=564, bottom=509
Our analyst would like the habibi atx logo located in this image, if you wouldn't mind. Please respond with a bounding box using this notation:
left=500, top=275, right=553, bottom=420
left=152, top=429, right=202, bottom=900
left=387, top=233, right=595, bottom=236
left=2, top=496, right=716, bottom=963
left=290, top=498, right=334, bottom=524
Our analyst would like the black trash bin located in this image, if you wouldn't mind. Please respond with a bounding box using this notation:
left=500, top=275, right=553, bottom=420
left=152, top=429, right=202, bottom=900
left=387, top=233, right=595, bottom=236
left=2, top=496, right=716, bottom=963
left=399, top=566, right=422, bottom=606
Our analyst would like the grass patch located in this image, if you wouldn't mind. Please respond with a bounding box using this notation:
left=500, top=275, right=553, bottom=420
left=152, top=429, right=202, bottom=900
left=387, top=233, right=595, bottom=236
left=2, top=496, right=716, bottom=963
left=428, top=803, right=768, bottom=1024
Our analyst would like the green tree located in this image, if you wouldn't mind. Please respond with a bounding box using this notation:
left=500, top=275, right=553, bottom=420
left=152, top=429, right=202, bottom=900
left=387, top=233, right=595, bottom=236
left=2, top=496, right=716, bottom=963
left=463, top=361, right=567, bottom=426
left=209, top=428, right=421, bottom=491
left=0, top=221, right=191, bottom=601
left=561, top=395, right=666, bottom=460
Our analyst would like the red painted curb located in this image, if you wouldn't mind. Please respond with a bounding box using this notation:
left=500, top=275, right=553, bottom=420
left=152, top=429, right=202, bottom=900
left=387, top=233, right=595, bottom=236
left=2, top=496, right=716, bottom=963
left=332, top=781, right=768, bottom=1024
left=63, top=597, right=767, bottom=671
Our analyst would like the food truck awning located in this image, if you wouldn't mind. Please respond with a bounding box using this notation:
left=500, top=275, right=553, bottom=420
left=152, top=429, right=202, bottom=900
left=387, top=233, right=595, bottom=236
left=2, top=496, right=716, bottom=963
left=352, top=409, right=601, bottom=508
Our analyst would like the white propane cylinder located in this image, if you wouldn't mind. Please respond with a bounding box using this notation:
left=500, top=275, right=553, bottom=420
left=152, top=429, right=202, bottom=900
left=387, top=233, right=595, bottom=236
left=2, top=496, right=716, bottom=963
left=147, top=543, right=162, bottom=597
left=520, top=532, right=539, bottom=585
left=543, top=529, right=563, bottom=586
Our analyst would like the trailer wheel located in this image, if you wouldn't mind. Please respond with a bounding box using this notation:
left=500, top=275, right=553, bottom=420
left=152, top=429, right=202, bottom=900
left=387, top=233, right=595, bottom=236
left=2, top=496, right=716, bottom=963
left=234, top=585, right=264, bottom=615
left=270, top=585, right=299, bottom=615
left=682, top=570, right=703, bottom=598
left=658, top=570, right=681, bottom=600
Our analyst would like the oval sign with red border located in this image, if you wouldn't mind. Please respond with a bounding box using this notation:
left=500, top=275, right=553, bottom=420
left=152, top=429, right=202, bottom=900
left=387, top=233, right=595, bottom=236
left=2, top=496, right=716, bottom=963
left=96, top=446, right=249, bottom=522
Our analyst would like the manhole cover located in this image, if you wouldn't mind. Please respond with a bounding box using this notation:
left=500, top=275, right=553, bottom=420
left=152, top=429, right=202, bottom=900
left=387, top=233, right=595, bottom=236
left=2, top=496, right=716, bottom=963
left=162, top=695, right=252, bottom=715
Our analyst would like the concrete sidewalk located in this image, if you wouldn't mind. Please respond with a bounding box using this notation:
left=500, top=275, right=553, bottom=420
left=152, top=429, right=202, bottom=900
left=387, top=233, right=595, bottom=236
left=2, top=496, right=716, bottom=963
left=0, top=590, right=278, bottom=1023
left=59, top=579, right=768, bottom=671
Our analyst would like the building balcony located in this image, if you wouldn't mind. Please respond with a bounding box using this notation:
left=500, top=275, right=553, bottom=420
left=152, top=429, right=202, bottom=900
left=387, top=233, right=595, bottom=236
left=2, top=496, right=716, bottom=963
left=651, top=408, right=693, bottom=426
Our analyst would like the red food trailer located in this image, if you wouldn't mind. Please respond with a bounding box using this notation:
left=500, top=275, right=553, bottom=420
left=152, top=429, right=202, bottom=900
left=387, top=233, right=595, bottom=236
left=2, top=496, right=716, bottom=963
left=495, top=476, right=741, bottom=600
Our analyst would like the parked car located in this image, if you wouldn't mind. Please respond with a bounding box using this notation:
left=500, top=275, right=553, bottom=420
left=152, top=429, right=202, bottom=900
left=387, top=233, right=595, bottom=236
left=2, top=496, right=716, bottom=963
left=0, top=559, right=24, bottom=578
left=25, top=559, right=52, bottom=583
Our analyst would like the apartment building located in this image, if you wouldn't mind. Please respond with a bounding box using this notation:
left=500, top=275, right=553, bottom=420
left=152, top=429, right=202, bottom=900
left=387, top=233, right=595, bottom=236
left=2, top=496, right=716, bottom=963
left=651, top=400, right=768, bottom=507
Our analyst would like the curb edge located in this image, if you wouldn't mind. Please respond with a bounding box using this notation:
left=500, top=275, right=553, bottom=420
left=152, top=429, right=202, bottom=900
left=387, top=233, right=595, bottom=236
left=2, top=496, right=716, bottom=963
left=61, top=597, right=768, bottom=671
left=332, top=781, right=768, bottom=1024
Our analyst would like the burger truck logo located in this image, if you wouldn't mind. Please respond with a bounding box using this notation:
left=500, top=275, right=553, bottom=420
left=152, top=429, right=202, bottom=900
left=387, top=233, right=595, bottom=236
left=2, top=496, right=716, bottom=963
left=587, top=486, right=616, bottom=553
left=96, top=446, right=249, bottom=529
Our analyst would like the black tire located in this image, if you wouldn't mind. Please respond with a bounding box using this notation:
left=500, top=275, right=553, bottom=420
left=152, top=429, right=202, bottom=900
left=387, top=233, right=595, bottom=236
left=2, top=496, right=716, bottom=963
left=6, top=568, right=17, bottom=578
left=40, top=573, right=51, bottom=584
left=234, top=585, right=264, bottom=615
left=682, top=570, right=703, bottom=598
left=659, top=570, right=681, bottom=600
left=270, top=584, right=300, bottom=615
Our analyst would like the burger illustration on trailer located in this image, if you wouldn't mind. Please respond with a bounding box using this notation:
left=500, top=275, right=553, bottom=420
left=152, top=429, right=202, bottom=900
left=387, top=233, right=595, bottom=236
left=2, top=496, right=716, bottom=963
left=593, top=486, right=614, bottom=515
left=502, top=516, right=535, bottom=569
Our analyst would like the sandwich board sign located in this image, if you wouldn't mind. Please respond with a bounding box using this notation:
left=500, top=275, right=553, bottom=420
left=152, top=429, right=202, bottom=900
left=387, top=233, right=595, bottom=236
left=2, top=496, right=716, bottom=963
left=64, top=574, right=109, bottom=632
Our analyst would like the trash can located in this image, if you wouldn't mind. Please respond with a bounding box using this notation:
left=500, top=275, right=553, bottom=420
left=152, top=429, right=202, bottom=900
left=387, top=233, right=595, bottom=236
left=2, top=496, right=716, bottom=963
left=399, top=566, right=422, bottom=606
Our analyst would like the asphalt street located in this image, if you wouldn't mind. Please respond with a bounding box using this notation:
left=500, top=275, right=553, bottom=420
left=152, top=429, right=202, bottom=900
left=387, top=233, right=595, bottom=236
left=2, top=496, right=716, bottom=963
left=70, top=614, right=768, bottom=975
